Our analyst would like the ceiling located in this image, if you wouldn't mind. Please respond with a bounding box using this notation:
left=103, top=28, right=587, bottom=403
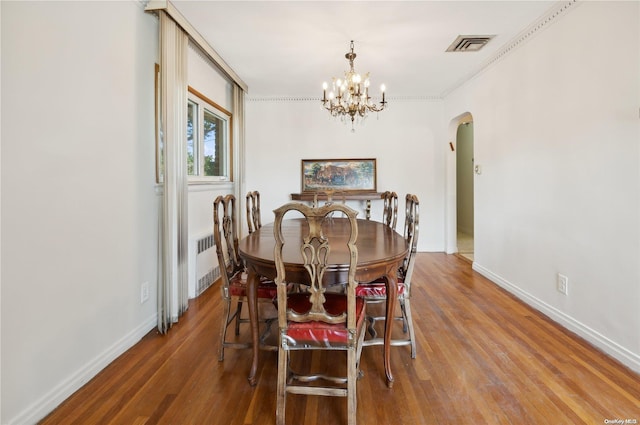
left=171, top=1, right=559, bottom=98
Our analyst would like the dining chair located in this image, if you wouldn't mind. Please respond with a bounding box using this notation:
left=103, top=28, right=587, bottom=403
left=356, top=193, right=419, bottom=358
left=246, top=190, right=262, bottom=234
left=214, top=194, right=277, bottom=361
left=381, top=191, right=398, bottom=230
left=311, top=190, right=347, bottom=207
left=273, top=202, right=367, bottom=425
left=311, top=190, right=348, bottom=220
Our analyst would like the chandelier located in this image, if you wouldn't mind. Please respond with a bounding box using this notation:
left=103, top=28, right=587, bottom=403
left=322, top=40, right=387, bottom=131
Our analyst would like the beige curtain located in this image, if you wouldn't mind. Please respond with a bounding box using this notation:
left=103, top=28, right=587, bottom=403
left=158, top=11, right=189, bottom=333
left=148, top=1, right=248, bottom=333
left=233, top=83, right=246, bottom=212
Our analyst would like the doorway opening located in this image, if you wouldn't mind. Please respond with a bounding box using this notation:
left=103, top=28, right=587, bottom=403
left=456, top=121, right=474, bottom=262
left=445, top=112, right=474, bottom=262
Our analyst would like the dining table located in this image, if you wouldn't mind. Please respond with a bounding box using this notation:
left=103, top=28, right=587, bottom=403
left=238, top=216, right=409, bottom=388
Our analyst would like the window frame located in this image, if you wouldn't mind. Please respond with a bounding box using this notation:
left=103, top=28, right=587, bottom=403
left=187, top=86, right=233, bottom=183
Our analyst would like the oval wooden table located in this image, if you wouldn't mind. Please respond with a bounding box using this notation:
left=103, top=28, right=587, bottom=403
left=238, top=217, right=409, bottom=388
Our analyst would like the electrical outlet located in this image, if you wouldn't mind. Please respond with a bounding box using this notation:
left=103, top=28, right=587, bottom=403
left=557, top=273, right=568, bottom=295
left=141, top=281, right=150, bottom=304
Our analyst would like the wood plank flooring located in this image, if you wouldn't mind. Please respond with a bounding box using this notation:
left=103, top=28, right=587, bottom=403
left=40, top=253, right=639, bottom=424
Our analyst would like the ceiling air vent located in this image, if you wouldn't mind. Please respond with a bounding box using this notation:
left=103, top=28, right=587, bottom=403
left=446, top=35, right=495, bottom=52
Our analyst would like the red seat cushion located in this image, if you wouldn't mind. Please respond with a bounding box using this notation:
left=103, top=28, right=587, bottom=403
left=284, top=293, right=366, bottom=346
left=228, top=272, right=278, bottom=299
left=355, top=277, right=406, bottom=298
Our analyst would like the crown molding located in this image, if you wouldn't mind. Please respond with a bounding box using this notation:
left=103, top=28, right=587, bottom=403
left=247, top=96, right=319, bottom=102
left=246, top=96, right=441, bottom=103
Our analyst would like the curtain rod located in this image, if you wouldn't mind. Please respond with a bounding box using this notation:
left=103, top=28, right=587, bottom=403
left=145, top=0, right=249, bottom=93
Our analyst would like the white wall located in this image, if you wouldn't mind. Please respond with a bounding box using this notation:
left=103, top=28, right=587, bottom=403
left=187, top=44, right=233, bottom=114
left=1, top=2, right=159, bottom=423
left=444, top=1, right=640, bottom=371
left=245, top=99, right=446, bottom=251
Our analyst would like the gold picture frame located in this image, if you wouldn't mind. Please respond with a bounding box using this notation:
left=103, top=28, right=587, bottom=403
left=301, top=158, right=377, bottom=193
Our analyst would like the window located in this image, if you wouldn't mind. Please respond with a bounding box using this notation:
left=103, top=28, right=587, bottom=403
left=187, top=88, right=232, bottom=182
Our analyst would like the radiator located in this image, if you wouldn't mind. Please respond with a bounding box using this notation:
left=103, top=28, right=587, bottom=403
left=188, top=232, right=220, bottom=299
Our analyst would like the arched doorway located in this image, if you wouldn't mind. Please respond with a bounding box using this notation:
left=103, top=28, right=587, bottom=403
left=456, top=121, right=474, bottom=261
left=445, top=112, right=474, bottom=260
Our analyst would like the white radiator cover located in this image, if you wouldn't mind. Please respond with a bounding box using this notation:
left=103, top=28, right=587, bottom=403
left=187, top=232, right=220, bottom=298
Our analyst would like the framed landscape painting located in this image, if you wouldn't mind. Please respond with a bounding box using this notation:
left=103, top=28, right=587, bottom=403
left=301, top=158, right=377, bottom=193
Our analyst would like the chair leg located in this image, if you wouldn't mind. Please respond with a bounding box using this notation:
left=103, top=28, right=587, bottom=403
left=356, top=324, right=367, bottom=379
left=364, top=298, right=384, bottom=338
left=218, top=298, right=232, bottom=361
left=276, top=345, right=288, bottom=425
left=235, top=301, right=243, bottom=335
left=366, top=315, right=378, bottom=338
left=402, top=298, right=416, bottom=359
left=400, top=300, right=409, bottom=333
left=347, top=347, right=357, bottom=425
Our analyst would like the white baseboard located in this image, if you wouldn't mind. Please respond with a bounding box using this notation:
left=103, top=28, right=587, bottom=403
left=472, top=262, right=640, bottom=374
left=9, top=314, right=158, bottom=425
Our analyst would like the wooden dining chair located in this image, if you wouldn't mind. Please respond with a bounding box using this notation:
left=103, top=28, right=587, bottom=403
left=246, top=190, right=262, bottom=234
left=381, top=191, right=398, bottom=230
left=311, top=190, right=347, bottom=207
left=273, top=202, right=367, bottom=425
left=356, top=193, right=419, bottom=358
left=213, top=194, right=277, bottom=361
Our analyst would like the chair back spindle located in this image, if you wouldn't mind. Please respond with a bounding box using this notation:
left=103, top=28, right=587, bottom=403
left=402, top=194, right=420, bottom=288
left=273, top=203, right=358, bottom=329
left=214, top=195, right=243, bottom=281
left=382, top=191, right=398, bottom=230
left=246, top=190, right=262, bottom=234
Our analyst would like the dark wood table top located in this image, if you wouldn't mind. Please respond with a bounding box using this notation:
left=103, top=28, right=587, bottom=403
left=238, top=217, right=408, bottom=284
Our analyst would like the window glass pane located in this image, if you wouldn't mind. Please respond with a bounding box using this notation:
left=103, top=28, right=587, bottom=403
left=187, top=89, right=231, bottom=182
left=203, top=108, right=225, bottom=177
left=187, top=100, right=197, bottom=175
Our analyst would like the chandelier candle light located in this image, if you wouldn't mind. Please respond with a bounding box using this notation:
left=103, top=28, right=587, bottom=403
left=322, top=40, right=387, bottom=131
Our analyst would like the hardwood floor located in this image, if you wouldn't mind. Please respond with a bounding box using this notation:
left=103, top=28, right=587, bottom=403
left=40, top=253, right=639, bottom=425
